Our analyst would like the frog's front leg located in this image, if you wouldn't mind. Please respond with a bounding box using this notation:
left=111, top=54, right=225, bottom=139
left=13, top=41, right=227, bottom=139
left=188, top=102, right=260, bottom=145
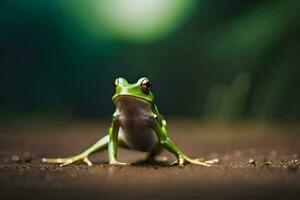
left=108, top=116, right=129, bottom=166
left=153, top=119, right=218, bottom=167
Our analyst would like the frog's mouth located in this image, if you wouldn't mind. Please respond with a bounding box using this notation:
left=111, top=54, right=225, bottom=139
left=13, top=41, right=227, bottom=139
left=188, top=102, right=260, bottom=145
left=113, top=95, right=152, bottom=113
left=112, top=94, right=150, bottom=104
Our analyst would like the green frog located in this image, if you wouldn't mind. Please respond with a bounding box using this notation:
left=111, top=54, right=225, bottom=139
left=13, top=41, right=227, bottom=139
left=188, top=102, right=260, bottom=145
left=42, top=77, right=218, bottom=167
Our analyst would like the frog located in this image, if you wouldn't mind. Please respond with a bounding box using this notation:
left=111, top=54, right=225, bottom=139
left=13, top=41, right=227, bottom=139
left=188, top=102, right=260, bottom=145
left=42, top=77, right=218, bottom=167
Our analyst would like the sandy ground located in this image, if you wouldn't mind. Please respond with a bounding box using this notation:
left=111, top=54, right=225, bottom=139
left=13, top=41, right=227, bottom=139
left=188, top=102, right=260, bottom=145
left=0, top=119, right=299, bottom=200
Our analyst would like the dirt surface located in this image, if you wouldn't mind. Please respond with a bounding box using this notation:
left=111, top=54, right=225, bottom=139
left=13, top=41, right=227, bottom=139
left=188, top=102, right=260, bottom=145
left=0, top=120, right=299, bottom=200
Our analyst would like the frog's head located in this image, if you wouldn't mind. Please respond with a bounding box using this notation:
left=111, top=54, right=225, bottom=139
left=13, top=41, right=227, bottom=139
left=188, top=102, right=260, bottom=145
left=112, top=77, right=154, bottom=103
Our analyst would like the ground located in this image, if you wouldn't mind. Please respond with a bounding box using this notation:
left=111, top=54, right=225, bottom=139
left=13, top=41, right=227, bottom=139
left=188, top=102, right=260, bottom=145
left=0, top=119, right=299, bottom=200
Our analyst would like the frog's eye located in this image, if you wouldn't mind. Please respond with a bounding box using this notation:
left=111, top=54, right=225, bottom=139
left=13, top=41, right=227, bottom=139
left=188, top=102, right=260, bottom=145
left=141, top=78, right=152, bottom=93
left=113, top=79, right=119, bottom=88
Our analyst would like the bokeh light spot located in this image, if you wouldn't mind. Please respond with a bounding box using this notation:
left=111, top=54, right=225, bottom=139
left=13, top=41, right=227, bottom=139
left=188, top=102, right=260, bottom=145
left=96, top=0, right=197, bottom=42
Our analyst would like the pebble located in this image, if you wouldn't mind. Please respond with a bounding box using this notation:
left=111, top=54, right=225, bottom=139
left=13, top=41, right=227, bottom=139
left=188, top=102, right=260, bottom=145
left=248, top=158, right=256, bottom=165
left=264, top=161, right=272, bottom=166
left=12, top=155, right=21, bottom=163
left=291, top=160, right=298, bottom=164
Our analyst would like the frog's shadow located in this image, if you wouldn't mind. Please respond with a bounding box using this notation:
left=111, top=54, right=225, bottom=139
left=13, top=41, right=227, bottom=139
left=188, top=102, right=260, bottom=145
left=131, top=159, right=173, bottom=168
left=91, top=159, right=175, bottom=168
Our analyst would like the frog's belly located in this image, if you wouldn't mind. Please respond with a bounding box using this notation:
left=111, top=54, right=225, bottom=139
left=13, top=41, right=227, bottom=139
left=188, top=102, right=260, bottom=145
left=115, top=96, right=158, bottom=152
left=119, top=126, right=158, bottom=152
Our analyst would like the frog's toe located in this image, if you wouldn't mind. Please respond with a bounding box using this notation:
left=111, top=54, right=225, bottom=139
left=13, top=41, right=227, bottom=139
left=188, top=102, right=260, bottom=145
left=109, top=160, right=130, bottom=166
left=83, top=157, right=93, bottom=166
left=42, top=157, right=73, bottom=166
left=59, top=159, right=74, bottom=167
left=186, top=158, right=216, bottom=167
left=191, top=160, right=211, bottom=167
left=204, top=158, right=219, bottom=164
left=42, top=157, right=68, bottom=164
left=170, top=156, right=185, bottom=167
left=170, top=160, right=179, bottom=166
left=42, top=155, right=93, bottom=167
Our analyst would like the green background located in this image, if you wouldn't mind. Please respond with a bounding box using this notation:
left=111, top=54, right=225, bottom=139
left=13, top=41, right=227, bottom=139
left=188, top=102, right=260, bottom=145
left=0, top=0, right=299, bottom=121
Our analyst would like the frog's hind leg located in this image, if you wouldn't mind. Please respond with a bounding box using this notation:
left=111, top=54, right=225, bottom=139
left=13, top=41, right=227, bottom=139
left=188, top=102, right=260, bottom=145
left=42, top=135, right=110, bottom=166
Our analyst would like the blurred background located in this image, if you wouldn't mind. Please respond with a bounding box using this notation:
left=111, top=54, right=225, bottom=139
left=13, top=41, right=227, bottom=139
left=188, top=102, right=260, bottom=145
left=0, top=0, right=299, bottom=123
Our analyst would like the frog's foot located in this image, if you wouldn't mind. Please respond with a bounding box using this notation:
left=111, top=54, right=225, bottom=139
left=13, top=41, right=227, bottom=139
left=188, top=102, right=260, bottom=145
left=109, top=159, right=130, bottom=166
left=42, top=154, right=93, bottom=167
left=171, top=156, right=218, bottom=167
